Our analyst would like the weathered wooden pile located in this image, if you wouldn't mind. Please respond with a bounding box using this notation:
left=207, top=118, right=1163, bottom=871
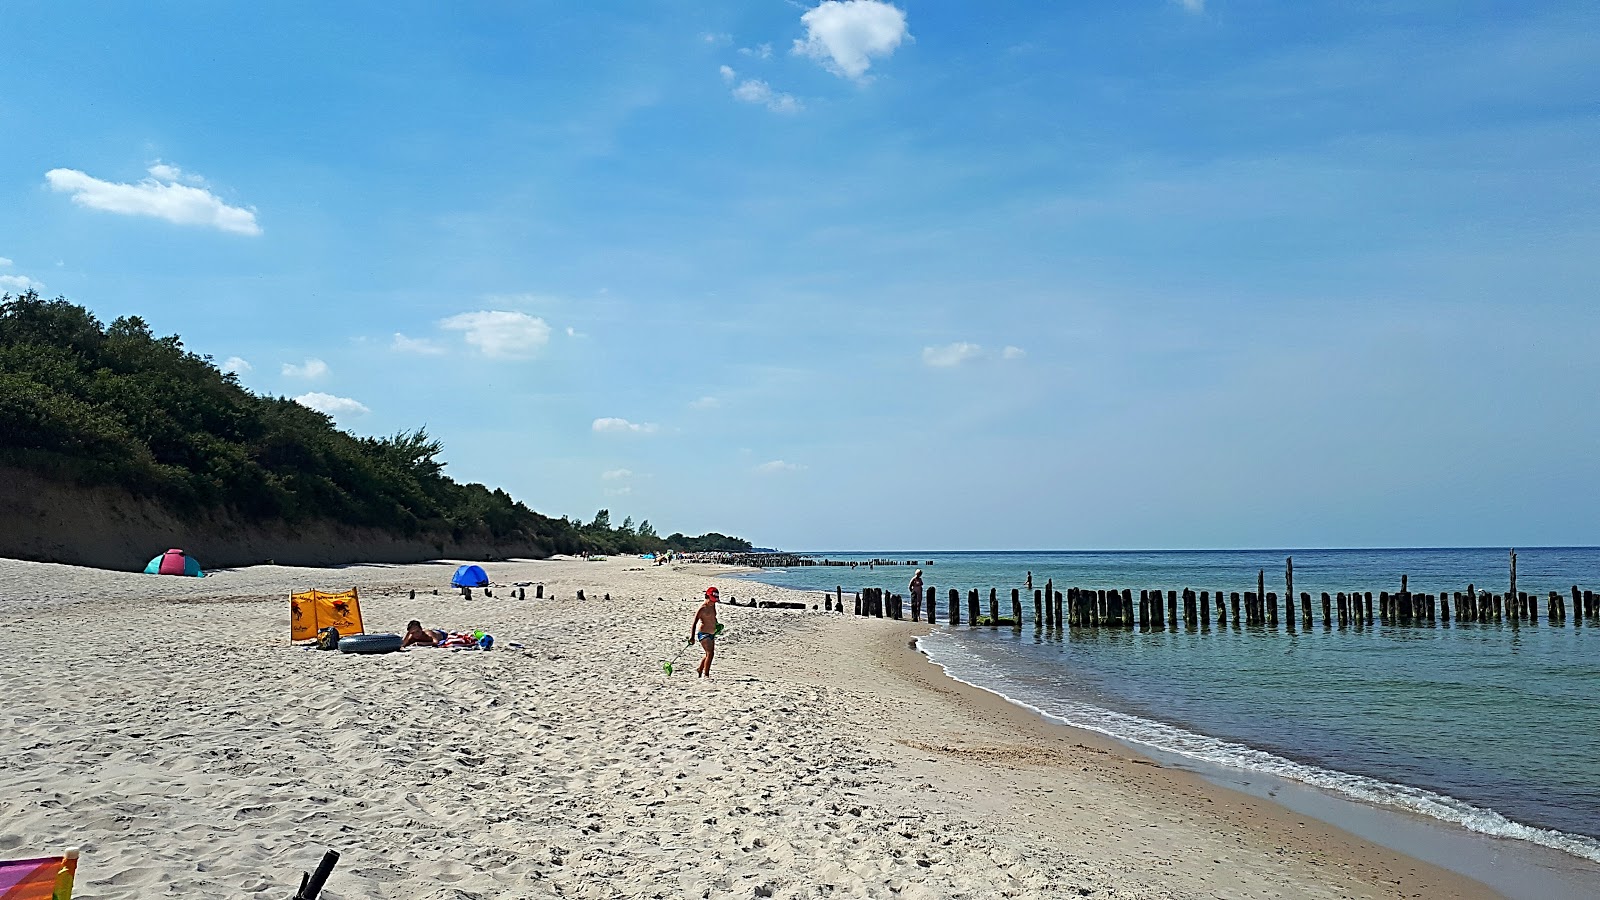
left=832, top=554, right=1600, bottom=631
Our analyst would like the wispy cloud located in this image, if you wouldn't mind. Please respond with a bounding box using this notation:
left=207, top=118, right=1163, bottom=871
left=593, top=417, right=659, bottom=435
left=739, top=42, right=773, bottom=59
left=922, top=342, right=983, bottom=367
left=601, top=468, right=633, bottom=480
left=392, top=333, right=446, bottom=355
left=1174, top=0, right=1205, bottom=13
left=222, top=356, right=252, bottom=374
left=294, top=392, right=369, bottom=417
left=1002, top=345, right=1027, bottom=360
left=282, top=358, right=329, bottom=379
left=689, top=396, right=721, bottom=410
left=44, top=164, right=261, bottom=235
left=721, top=66, right=801, bottom=112
left=440, top=310, right=551, bottom=358
left=701, top=32, right=731, bottom=45
left=755, top=459, right=806, bottom=474
left=793, top=0, right=909, bottom=81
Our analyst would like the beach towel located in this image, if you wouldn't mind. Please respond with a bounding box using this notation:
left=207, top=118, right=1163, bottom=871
left=0, top=850, right=77, bottom=899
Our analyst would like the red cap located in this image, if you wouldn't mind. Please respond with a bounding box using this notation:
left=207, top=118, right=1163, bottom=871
left=705, top=586, right=720, bottom=599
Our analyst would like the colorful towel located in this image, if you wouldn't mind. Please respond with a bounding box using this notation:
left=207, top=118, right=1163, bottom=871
left=0, top=853, right=76, bottom=899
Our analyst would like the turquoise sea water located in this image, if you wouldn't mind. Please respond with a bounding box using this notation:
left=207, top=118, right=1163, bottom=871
left=741, top=548, right=1600, bottom=863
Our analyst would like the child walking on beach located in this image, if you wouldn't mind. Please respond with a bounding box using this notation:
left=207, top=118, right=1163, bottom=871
left=692, top=587, right=720, bottom=678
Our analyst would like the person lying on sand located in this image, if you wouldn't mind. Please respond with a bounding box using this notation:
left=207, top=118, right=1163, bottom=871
left=692, top=587, right=720, bottom=678
left=401, top=620, right=447, bottom=648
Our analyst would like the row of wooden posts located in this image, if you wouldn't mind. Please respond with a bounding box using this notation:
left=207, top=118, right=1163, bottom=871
left=835, top=579, right=1600, bottom=628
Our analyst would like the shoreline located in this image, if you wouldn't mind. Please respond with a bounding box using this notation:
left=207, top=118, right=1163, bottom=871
left=893, top=626, right=1600, bottom=900
left=3, top=554, right=1590, bottom=897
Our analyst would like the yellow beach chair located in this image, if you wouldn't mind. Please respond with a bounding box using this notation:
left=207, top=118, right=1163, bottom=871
left=0, top=848, right=79, bottom=899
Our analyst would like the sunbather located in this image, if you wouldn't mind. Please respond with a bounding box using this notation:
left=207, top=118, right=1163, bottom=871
left=401, top=620, right=446, bottom=648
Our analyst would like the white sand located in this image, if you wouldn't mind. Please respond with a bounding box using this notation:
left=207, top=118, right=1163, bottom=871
left=0, top=556, right=1493, bottom=899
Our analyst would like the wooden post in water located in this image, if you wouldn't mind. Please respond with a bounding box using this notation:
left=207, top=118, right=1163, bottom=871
left=1321, top=592, right=1332, bottom=626
left=989, top=588, right=999, bottom=624
left=1509, top=549, right=1518, bottom=609
left=948, top=588, right=959, bottom=625
left=1166, top=590, right=1178, bottom=628
left=1121, top=588, right=1134, bottom=627
left=1230, top=591, right=1241, bottom=624
left=1258, top=570, right=1266, bottom=622
left=1011, top=588, right=1022, bottom=626
left=1138, top=590, right=1149, bottom=629
left=1034, top=589, right=1044, bottom=627
left=1200, top=590, right=1212, bottom=627
left=1441, top=593, right=1452, bottom=621
left=928, top=587, right=938, bottom=624
left=968, top=589, right=980, bottom=626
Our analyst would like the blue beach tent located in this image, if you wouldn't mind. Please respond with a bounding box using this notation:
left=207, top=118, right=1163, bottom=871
left=451, top=564, right=489, bottom=588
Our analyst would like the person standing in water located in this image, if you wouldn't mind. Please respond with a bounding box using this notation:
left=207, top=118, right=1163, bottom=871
left=692, top=586, right=720, bottom=678
left=909, top=569, right=924, bottom=604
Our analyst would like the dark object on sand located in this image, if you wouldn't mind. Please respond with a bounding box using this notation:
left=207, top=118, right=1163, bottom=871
left=315, top=627, right=340, bottom=650
left=293, top=848, right=340, bottom=899
left=337, top=633, right=402, bottom=654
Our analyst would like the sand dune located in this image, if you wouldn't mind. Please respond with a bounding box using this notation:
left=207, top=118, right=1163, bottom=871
left=0, top=556, right=1491, bottom=898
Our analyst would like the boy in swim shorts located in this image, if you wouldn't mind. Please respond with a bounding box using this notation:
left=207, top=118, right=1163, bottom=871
left=692, top=587, right=720, bottom=678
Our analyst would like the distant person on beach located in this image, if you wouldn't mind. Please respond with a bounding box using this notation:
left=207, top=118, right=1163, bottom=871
left=909, top=569, right=924, bottom=601
left=692, top=587, right=720, bottom=678
left=401, top=620, right=445, bottom=648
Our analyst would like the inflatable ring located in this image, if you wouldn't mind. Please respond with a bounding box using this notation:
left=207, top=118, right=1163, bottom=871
left=338, top=633, right=403, bottom=654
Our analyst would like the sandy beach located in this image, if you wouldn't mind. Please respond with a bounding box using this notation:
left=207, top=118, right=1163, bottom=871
left=0, top=555, right=1504, bottom=899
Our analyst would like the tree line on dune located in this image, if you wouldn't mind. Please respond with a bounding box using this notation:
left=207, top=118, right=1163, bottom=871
left=0, top=291, right=751, bottom=556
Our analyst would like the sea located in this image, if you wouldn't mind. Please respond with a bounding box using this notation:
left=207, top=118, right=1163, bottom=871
left=738, top=548, right=1600, bottom=870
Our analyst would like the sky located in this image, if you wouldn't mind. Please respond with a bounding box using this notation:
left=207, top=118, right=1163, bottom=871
left=2, top=0, right=1597, bottom=550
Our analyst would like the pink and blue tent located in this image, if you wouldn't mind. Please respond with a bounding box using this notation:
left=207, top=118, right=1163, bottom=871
left=143, top=548, right=203, bottom=577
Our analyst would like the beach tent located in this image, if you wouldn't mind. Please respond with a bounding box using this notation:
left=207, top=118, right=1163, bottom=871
left=143, top=548, right=203, bottom=577
left=451, top=564, right=489, bottom=588
left=290, top=588, right=364, bottom=642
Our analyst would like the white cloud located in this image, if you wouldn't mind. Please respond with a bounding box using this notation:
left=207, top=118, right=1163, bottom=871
left=739, top=43, right=774, bottom=59
left=1175, top=0, right=1205, bottom=12
left=593, top=417, right=659, bottom=435
left=282, top=358, right=330, bottom=379
left=440, top=310, right=551, bottom=358
left=44, top=164, right=261, bottom=235
left=146, top=162, right=207, bottom=186
left=293, top=392, right=370, bottom=417
left=755, top=459, right=806, bottom=474
left=731, top=78, right=802, bottom=113
left=720, top=64, right=736, bottom=82
left=922, top=342, right=983, bottom=367
left=689, top=396, right=721, bottom=410
left=0, top=274, right=43, bottom=294
left=601, top=468, right=633, bottom=480
left=1002, top=345, right=1027, bottom=360
left=0, top=257, right=12, bottom=267
left=702, top=32, right=732, bottom=44
left=793, top=0, right=909, bottom=80
left=222, top=356, right=252, bottom=374
left=604, top=486, right=633, bottom=497
left=392, top=332, right=446, bottom=355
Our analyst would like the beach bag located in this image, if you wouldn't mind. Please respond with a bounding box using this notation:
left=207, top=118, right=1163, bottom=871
left=316, top=627, right=341, bottom=651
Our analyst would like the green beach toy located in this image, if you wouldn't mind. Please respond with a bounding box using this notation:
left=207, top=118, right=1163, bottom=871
left=661, top=622, right=726, bottom=675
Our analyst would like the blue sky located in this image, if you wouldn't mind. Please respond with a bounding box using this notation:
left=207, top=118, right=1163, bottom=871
left=3, top=1, right=1597, bottom=550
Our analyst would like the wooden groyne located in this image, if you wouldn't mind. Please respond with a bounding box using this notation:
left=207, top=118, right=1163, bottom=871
left=828, top=558, right=1600, bottom=631
left=720, top=553, right=933, bottom=569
